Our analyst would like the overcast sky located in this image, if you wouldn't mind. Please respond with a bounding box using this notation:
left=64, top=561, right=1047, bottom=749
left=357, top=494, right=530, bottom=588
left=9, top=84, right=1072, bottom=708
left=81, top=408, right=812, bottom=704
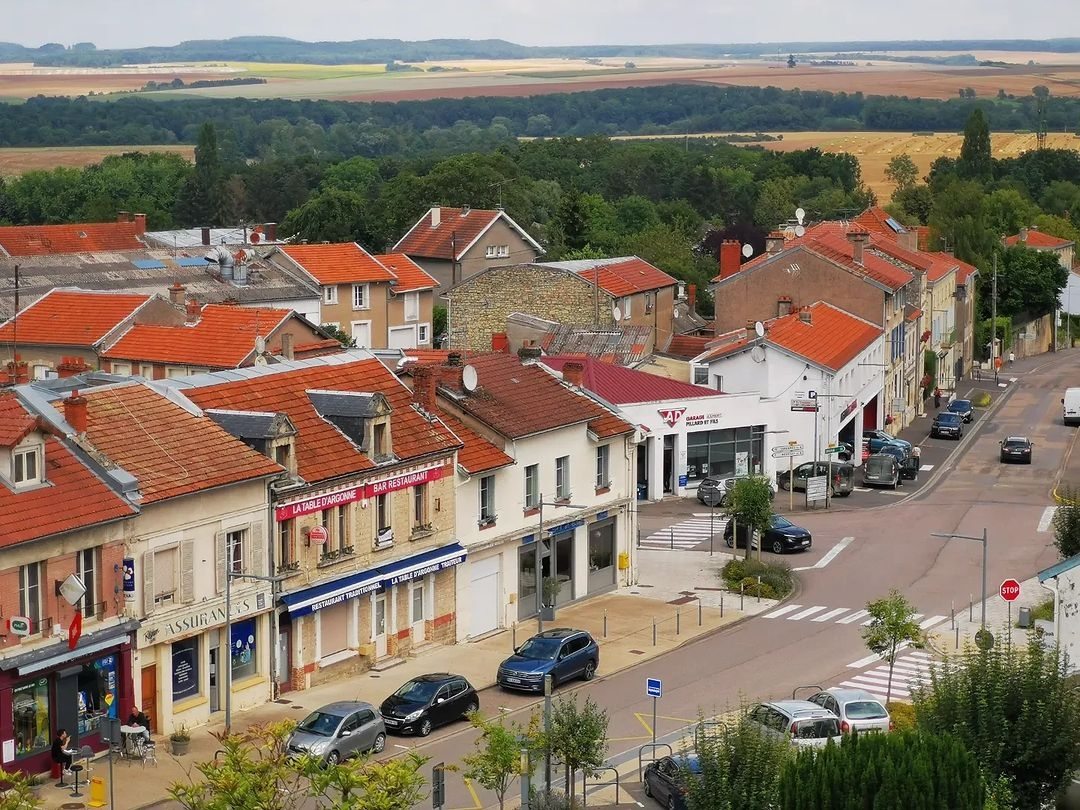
left=4, top=0, right=1075, bottom=48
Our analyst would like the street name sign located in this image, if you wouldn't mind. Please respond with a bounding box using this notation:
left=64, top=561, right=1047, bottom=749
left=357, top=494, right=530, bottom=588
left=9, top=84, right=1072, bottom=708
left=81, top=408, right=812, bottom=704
left=791, top=398, right=819, bottom=413
left=771, top=445, right=804, bottom=459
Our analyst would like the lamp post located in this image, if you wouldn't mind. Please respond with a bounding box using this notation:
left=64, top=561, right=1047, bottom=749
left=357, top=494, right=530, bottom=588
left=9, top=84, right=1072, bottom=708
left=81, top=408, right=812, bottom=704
left=225, top=568, right=288, bottom=735
left=931, top=529, right=989, bottom=634
left=536, top=495, right=586, bottom=632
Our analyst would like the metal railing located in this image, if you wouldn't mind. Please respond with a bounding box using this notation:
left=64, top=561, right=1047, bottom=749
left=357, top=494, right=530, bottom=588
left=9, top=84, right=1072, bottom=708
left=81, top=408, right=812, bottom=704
left=637, top=743, right=672, bottom=783
left=582, top=765, right=620, bottom=806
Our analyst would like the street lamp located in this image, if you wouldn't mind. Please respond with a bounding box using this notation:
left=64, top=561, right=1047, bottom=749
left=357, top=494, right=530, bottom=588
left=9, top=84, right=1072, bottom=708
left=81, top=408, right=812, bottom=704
left=224, top=568, right=288, bottom=735
left=536, top=495, right=586, bottom=632
left=931, top=529, right=988, bottom=637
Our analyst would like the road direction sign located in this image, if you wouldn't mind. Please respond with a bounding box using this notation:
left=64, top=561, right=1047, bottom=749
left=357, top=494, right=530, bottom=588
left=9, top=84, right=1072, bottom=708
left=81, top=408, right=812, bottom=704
left=1000, top=578, right=1021, bottom=602
left=771, top=444, right=804, bottom=459
left=824, top=445, right=844, bottom=455
left=646, top=678, right=662, bottom=698
left=791, top=398, right=819, bottom=413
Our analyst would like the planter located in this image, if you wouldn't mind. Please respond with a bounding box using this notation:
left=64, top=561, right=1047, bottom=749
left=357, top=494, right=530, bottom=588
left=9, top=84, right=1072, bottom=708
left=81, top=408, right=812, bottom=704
left=171, top=738, right=190, bottom=756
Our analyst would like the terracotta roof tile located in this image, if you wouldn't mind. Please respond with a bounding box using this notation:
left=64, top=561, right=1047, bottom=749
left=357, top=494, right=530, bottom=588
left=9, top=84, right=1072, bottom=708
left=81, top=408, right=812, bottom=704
left=404, top=349, right=452, bottom=364
left=294, top=338, right=346, bottom=357
left=905, top=305, right=923, bottom=323
left=374, top=253, right=438, bottom=292
left=665, top=334, right=712, bottom=359
left=854, top=207, right=909, bottom=236
left=436, top=411, right=514, bottom=475
left=0, top=289, right=149, bottom=347
left=565, top=257, right=677, bottom=297
left=543, top=356, right=718, bottom=405
left=804, top=235, right=913, bottom=291
left=0, top=221, right=145, bottom=256
left=952, top=257, right=979, bottom=284
left=181, top=358, right=459, bottom=485
left=0, top=396, right=41, bottom=446
left=1005, top=230, right=1075, bottom=249
left=79, top=383, right=281, bottom=503
left=103, top=305, right=293, bottom=368
left=280, top=243, right=396, bottom=285
left=393, top=207, right=504, bottom=260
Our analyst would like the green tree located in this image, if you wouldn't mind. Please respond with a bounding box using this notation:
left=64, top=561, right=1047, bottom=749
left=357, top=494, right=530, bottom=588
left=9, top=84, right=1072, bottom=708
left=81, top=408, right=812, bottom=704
left=554, top=188, right=589, bottom=252
left=861, top=590, right=922, bottom=703
left=542, top=695, right=608, bottom=804
left=174, top=122, right=226, bottom=226
left=913, top=635, right=1080, bottom=810
left=432, top=305, right=448, bottom=344
left=281, top=188, right=375, bottom=246
left=725, top=476, right=775, bottom=560
left=993, top=244, right=1069, bottom=319
left=1053, top=487, right=1080, bottom=558
left=884, top=153, right=919, bottom=194
left=686, top=716, right=791, bottom=810
left=890, top=184, right=934, bottom=224
left=461, top=713, right=539, bottom=810
left=957, top=108, right=993, bottom=183
left=321, top=156, right=381, bottom=196
left=928, top=178, right=997, bottom=267
left=982, top=188, right=1038, bottom=237
left=753, top=176, right=799, bottom=229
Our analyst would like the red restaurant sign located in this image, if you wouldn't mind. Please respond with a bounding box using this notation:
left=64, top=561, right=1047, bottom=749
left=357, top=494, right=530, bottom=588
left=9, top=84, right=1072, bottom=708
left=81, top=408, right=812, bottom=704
left=275, top=464, right=444, bottom=521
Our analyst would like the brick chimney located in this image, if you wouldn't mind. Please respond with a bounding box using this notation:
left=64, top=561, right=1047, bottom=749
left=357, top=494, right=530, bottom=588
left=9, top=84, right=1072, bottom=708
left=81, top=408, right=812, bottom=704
left=765, top=231, right=786, bottom=254
left=412, top=365, right=437, bottom=413
left=5, top=355, right=28, bottom=385
left=491, top=333, right=509, bottom=352
left=846, top=227, right=869, bottom=265
left=133, top=213, right=147, bottom=235
left=280, top=332, right=294, bottom=361
left=777, top=296, right=793, bottom=316
left=563, top=360, right=585, bottom=387
left=688, top=283, right=697, bottom=313
left=745, top=320, right=758, bottom=340
left=169, top=282, right=186, bottom=306
left=201, top=227, right=211, bottom=246
left=799, top=306, right=813, bottom=324
left=117, top=211, right=131, bottom=223
left=431, top=207, right=442, bottom=228
left=185, top=297, right=201, bottom=324
left=718, top=240, right=742, bottom=280
left=446, top=351, right=463, bottom=367
left=57, top=355, right=90, bottom=379
left=265, top=222, right=278, bottom=241
left=64, top=389, right=88, bottom=434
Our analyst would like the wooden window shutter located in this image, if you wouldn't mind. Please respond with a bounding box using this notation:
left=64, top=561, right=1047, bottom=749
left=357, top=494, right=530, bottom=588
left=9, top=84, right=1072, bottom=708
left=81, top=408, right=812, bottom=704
left=142, top=550, right=155, bottom=616
left=215, top=530, right=227, bottom=594
left=180, top=539, right=195, bottom=604
left=250, top=521, right=266, bottom=577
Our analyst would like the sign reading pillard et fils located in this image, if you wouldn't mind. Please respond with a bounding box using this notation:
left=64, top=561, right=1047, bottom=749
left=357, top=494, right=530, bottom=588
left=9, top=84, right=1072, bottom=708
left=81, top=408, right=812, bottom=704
left=275, top=464, right=444, bottom=520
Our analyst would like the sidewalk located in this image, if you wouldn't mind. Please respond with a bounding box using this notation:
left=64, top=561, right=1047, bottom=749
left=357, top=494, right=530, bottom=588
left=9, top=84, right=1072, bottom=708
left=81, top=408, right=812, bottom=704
left=34, top=591, right=743, bottom=810
left=926, top=574, right=1050, bottom=656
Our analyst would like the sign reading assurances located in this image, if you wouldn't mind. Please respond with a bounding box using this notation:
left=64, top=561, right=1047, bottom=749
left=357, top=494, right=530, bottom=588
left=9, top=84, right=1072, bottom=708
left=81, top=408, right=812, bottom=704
left=141, top=594, right=260, bottom=647
left=1000, top=578, right=1021, bottom=602
left=275, top=464, right=444, bottom=520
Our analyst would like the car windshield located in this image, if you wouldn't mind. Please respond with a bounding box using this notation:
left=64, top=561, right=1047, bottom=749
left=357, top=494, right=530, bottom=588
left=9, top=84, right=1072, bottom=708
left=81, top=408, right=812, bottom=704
left=950, top=400, right=972, bottom=411
left=297, top=711, right=343, bottom=737
left=793, top=718, right=840, bottom=739
left=844, top=701, right=888, bottom=719
left=516, top=637, right=562, bottom=660
left=1004, top=439, right=1028, bottom=449
left=936, top=413, right=960, bottom=424
left=770, top=515, right=794, bottom=529
left=393, top=679, right=441, bottom=702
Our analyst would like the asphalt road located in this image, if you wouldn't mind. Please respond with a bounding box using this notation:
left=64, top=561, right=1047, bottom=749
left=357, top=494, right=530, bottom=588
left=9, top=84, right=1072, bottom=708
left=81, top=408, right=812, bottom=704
left=382, top=351, right=1075, bottom=810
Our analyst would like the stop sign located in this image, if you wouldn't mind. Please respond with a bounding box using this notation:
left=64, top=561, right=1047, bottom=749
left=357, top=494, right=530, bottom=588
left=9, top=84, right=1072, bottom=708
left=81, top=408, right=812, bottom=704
left=1000, top=578, right=1021, bottom=602
left=308, top=525, right=328, bottom=545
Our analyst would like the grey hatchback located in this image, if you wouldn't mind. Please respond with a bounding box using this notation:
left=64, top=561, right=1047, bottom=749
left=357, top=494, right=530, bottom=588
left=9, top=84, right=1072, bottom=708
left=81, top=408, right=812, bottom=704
left=287, top=701, right=386, bottom=764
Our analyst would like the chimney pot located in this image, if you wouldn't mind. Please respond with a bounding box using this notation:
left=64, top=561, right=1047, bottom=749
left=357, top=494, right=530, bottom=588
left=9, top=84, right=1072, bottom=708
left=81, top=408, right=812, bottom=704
left=265, top=222, right=278, bottom=241
left=201, top=227, right=211, bottom=246
left=846, top=227, right=869, bottom=265
left=562, top=360, right=585, bottom=387
left=799, top=307, right=813, bottom=324
left=169, top=282, right=186, bottom=306
left=491, top=332, right=509, bottom=353
left=718, top=240, right=742, bottom=280
left=688, top=283, right=697, bottom=312
left=64, top=389, right=88, bottom=435
left=777, top=296, right=793, bottom=317
left=765, top=232, right=786, bottom=254
left=186, top=297, right=201, bottom=324
left=412, top=365, right=437, bottom=414
left=134, top=213, right=147, bottom=235
left=56, top=355, right=89, bottom=379
left=117, top=211, right=131, bottom=223
left=431, top=207, right=442, bottom=228
left=1019, top=226, right=1029, bottom=243
left=446, top=351, right=463, bottom=367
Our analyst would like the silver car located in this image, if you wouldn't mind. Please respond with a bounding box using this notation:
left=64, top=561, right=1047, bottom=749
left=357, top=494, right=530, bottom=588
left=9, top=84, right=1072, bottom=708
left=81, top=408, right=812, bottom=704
left=287, top=701, right=387, bottom=764
left=807, top=688, right=892, bottom=734
left=746, top=700, right=842, bottom=749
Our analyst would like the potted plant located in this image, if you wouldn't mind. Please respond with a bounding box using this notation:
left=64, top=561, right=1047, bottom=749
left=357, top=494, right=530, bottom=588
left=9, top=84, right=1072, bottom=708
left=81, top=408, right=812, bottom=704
left=541, top=577, right=561, bottom=621
left=25, top=772, right=44, bottom=799
left=170, top=725, right=190, bottom=756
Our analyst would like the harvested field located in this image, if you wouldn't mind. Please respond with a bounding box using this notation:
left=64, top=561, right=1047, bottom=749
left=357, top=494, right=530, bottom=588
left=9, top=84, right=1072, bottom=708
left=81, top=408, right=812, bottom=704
left=0, top=145, right=194, bottom=177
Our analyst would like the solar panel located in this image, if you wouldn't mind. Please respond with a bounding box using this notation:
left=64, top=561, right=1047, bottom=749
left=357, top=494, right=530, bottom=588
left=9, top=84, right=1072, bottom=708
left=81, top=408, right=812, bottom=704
left=131, top=259, right=167, bottom=269
left=884, top=217, right=905, bottom=233
left=176, top=257, right=211, bottom=267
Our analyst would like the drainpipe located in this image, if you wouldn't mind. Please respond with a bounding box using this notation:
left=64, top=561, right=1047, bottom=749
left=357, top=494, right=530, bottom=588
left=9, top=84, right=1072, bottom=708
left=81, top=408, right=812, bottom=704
left=624, top=434, right=637, bottom=586
left=267, top=494, right=280, bottom=701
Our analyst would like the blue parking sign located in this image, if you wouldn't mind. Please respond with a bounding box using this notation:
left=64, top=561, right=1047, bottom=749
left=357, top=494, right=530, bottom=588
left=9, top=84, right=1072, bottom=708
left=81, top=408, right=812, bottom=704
left=646, top=678, right=662, bottom=698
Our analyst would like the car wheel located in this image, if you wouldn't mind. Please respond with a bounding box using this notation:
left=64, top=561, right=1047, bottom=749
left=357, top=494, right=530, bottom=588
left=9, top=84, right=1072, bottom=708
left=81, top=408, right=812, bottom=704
left=668, top=795, right=677, bottom=810
left=326, top=750, right=341, bottom=766
left=779, top=478, right=790, bottom=491
left=372, top=733, right=386, bottom=754
left=584, top=660, right=596, bottom=681
left=643, top=776, right=653, bottom=798
left=829, top=485, right=836, bottom=498
left=771, top=540, right=784, bottom=554
left=464, top=699, right=479, bottom=717
left=417, top=718, right=433, bottom=737
left=725, top=536, right=734, bottom=548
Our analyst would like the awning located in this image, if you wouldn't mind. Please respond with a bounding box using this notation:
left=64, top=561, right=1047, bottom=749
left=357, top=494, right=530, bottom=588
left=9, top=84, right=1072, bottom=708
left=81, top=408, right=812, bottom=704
left=0, top=620, right=139, bottom=676
left=281, top=542, right=468, bottom=617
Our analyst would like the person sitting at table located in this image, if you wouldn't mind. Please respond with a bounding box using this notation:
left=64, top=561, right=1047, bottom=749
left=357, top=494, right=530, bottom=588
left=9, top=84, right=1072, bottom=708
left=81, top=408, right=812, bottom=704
left=51, top=729, right=73, bottom=772
left=127, top=709, right=151, bottom=739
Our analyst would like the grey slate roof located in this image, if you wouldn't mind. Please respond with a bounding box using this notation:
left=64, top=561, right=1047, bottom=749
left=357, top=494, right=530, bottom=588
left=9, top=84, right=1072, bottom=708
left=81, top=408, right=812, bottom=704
left=205, top=409, right=280, bottom=440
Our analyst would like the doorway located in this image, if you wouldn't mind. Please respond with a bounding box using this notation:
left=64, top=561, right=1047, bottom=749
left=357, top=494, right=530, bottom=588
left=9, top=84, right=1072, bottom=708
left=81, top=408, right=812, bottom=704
left=636, top=444, right=648, bottom=499
left=276, top=621, right=292, bottom=694
left=373, top=592, right=388, bottom=658
left=410, top=582, right=426, bottom=641
left=663, top=435, right=675, bottom=494
left=140, top=665, right=158, bottom=731
left=548, top=534, right=574, bottom=605
left=208, top=646, right=220, bottom=713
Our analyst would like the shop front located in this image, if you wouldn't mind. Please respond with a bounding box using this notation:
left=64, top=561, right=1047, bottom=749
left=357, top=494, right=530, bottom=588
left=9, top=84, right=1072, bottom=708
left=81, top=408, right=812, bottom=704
left=0, top=621, right=137, bottom=775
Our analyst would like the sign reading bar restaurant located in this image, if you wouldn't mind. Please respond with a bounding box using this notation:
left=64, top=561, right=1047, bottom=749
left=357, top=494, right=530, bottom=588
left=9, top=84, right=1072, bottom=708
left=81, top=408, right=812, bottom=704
left=275, top=463, right=444, bottom=520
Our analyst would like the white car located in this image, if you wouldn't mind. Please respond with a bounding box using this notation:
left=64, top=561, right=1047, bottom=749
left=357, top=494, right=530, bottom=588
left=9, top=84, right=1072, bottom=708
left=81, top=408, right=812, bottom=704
left=807, top=688, right=892, bottom=734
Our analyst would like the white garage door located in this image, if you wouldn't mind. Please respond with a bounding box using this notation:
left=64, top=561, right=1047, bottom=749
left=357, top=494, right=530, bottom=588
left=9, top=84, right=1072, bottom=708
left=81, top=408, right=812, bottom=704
left=469, top=556, right=501, bottom=638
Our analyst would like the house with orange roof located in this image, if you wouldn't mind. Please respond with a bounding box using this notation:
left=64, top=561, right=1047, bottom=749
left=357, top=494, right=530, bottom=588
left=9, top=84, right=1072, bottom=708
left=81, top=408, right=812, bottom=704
left=0, top=212, right=147, bottom=257
left=692, top=302, right=885, bottom=466
left=157, top=353, right=466, bottom=689
left=0, top=391, right=141, bottom=775
left=399, top=349, right=636, bottom=635
left=270, top=243, right=439, bottom=350
left=1005, top=226, right=1075, bottom=271
left=392, top=205, right=543, bottom=292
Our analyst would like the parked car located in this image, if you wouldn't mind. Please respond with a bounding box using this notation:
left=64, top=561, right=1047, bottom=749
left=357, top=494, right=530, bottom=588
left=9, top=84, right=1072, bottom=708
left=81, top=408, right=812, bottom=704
left=724, top=513, right=812, bottom=554
left=696, top=476, right=776, bottom=507
left=1000, top=436, right=1033, bottom=464
left=380, top=674, right=478, bottom=737
left=807, top=688, right=893, bottom=734
left=642, top=753, right=701, bottom=810
left=776, top=461, right=854, bottom=497
left=1064, top=388, right=1080, bottom=426
left=497, top=628, right=598, bottom=691
left=863, top=430, right=913, bottom=453
left=862, top=453, right=900, bottom=489
left=947, top=398, right=974, bottom=423
left=930, top=411, right=963, bottom=440
left=873, top=443, right=920, bottom=480
left=745, top=700, right=842, bottom=749
left=287, top=701, right=386, bottom=764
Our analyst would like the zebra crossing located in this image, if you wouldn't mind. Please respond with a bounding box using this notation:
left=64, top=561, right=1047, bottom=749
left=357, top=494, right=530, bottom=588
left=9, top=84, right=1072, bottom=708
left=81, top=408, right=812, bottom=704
left=837, top=650, right=935, bottom=703
left=641, top=514, right=730, bottom=551
left=761, top=604, right=950, bottom=630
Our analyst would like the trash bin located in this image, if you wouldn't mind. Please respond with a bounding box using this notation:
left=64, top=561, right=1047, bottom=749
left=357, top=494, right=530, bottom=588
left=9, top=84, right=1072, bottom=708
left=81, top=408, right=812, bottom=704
left=1018, top=606, right=1032, bottom=629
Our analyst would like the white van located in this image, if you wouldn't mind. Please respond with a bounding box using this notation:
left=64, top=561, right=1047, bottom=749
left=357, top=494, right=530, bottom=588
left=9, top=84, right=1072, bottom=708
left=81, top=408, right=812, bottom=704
left=1065, top=389, right=1080, bottom=426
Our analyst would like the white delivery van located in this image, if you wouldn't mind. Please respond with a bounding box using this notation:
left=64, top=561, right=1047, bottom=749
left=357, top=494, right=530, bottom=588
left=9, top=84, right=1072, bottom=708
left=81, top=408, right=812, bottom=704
left=1064, top=388, right=1080, bottom=426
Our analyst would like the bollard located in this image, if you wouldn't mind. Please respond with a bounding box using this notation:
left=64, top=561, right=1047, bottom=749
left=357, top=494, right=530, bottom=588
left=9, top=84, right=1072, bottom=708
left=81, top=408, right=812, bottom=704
left=652, top=617, right=657, bottom=646
left=720, top=592, right=724, bottom=618
left=969, top=595, right=973, bottom=623
left=677, top=609, right=681, bottom=636
left=950, top=607, right=955, bottom=630
left=513, top=623, right=517, bottom=650
left=670, top=527, right=674, bottom=549
left=955, top=625, right=960, bottom=649
left=603, top=610, right=608, bottom=639
left=698, top=600, right=703, bottom=626
left=740, top=583, right=745, bottom=611
left=757, top=575, right=762, bottom=604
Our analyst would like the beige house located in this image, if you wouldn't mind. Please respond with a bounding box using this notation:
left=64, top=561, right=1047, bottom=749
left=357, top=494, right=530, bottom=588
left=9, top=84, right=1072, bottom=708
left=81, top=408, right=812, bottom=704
left=393, top=206, right=543, bottom=292
left=1006, top=227, right=1075, bottom=271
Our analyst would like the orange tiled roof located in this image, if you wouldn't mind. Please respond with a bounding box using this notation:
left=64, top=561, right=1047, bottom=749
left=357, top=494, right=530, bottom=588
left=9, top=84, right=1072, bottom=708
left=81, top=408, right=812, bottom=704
left=393, top=207, right=503, bottom=260
left=0, top=221, right=145, bottom=256
left=575, top=258, right=677, bottom=297
left=436, top=411, right=515, bottom=475
left=952, top=257, right=979, bottom=284
left=374, top=253, right=438, bottom=291
left=1005, top=230, right=1075, bottom=249
left=0, top=396, right=41, bottom=447
left=294, top=338, right=346, bottom=357
left=804, top=235, right=914, bottom=291
left=102, top=305, right=293, bottom=368
left=665, top=334, right=712, bottom=359
left=80, top=383, right=281, bottom=504
left=404, top=349, right=452, bottom=364
left=280, top=243, right=397, bottom=285
left=854, top=207, right=909, bottom=237
left=0, top=289, right=149, bottom=347
left=181, top=358, right=460, bottom=484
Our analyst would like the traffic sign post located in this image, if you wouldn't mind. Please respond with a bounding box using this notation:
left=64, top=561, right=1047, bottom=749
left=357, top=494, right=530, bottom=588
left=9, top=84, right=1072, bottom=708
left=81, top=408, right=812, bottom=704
left=646, top=678, right=662, bottom=744
left=771, top=442, right=804, bottom=512
left=1000, top=578, right=1021, bottom=639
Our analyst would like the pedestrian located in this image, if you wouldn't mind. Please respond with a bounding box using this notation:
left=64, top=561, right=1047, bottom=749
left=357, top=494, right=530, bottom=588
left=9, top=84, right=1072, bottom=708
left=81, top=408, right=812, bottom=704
left=1008, top=350, right=1015, bottom=366
left=973, top=363, right=981, bottom=381
left=934, top=387, right=941, bottom=409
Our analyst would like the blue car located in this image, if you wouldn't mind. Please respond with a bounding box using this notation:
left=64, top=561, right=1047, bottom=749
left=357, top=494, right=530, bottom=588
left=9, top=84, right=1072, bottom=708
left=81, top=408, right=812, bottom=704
left=863, top=429, right=913, bottom=453
left=497, top=628, right=599, bottom=691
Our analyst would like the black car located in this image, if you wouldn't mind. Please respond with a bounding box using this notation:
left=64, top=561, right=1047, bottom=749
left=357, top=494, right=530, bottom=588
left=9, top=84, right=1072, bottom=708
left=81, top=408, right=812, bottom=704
left=724, top=513, right=812, bottom=554
left=1000, top=436, right=1033, bottom=464
left=948, top=399, right=974, bottom=423
left=643, top=753, right=701, bottom=810
left=930, top=411, right=963, bottom=439
left=379, top=673, right=478, bottom=737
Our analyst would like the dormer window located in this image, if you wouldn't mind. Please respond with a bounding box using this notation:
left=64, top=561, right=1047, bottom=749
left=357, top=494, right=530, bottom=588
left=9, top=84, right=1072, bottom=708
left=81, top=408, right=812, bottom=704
left=12, top=446, right=42, bottom=487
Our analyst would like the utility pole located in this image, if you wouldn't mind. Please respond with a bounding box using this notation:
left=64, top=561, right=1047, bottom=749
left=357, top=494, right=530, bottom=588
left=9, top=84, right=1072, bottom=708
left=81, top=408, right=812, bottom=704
left=991, top=254, right=998, bottom=384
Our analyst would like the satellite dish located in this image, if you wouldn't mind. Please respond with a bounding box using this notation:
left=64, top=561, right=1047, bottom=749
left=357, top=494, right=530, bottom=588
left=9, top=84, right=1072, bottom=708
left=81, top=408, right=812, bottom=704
left=795, top=225, right=806, bottom=238
left=754, top=321, right=765, bottom=337
left=254, top=335, right=266, bottom=355
left=784, top=226, right=796, bottom=239
left=462, top=364, right=479, bottom=392
left=254, top=355, right=268, bottom=367
left=750, top=345, right=767, bottom=363
left=795, top=207, right=806, bottom=224
left=741, top=243, right=754, bottom=259
left=612, top=306, right=623, bottom=321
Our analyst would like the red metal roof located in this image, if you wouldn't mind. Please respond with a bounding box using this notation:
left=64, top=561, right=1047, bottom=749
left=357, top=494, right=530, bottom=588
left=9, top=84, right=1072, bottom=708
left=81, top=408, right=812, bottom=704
left=280, top=243, right=397, bottom=285
left=374, top=253, right=438, bottom=291
left=1005, top=230, right=1075, bottom=249
left=665, top=334, right=712, bottom=359
left=0, top=221, right=145, bottom=256
left=102, top=305, right=294, bottom=368
left=436, top=411, right=515, bottom=475
left=80, top=383, right=281, bottom=504
left=393, top=207, right=503, bottom=260
left=543, top=356, right=718, bottom=405
left=0, top=289, right=149, bottom=347
left=574, top=257, right=677, bottom=297
left=182, top=358, right=460, bottom=485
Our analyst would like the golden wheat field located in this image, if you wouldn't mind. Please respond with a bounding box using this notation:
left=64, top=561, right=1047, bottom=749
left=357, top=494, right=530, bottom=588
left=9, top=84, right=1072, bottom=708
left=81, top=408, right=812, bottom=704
left=0, top=145, right=195, bottom=177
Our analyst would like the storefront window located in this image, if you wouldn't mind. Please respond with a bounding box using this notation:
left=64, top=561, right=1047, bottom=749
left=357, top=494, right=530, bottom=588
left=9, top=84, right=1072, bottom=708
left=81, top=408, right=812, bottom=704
left=231, top=619, right=257, bottom=681
left=13, top=678, right=50, bottom=757
left=77, top=655, right=119, bottom=736
left=172, top=637, right=200, bottom=703
left=588, top=520, right=617, bottom=593
left=518, top=544, right=538, bottom=620
left=686, top=426, right=766, bottom=482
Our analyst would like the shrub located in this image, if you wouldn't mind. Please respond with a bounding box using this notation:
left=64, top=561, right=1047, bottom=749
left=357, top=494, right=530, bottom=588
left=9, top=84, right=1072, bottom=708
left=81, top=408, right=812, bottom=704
left=738, top=577, right=777, bottom=599
left=886, top=701, right=916, bottom=731
left=972, top=391, right=992, bottom=407
left=1028, top=596, right=1054, bottom=623
left=721, top=558, right=794, bottom=598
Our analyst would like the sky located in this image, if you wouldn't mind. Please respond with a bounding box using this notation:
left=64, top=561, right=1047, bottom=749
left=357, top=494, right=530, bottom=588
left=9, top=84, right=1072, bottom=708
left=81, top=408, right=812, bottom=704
left=4, top=0, right=1078, bottom=49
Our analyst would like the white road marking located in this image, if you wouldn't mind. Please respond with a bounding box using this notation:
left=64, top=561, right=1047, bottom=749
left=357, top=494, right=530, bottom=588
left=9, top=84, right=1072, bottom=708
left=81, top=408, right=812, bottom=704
left=812, top=608, right=850, bottom=622
left=837, top=609, right=870, bottom=625
left=847, top=651, right=886, bottom=668
left=919, top=614, right=948, bottom=629
left=793, top=536, right=855, bottom=571
left=919, top=464, right=935, bottom=471
left=854, top=487, right=872, bottom=492
left=787, top=605, right=829, bottom=621
left=762, top=604, right=802, bottom=619
left=393, top=744, right=410, bottom=750
left=1038, top=506, right=1058, bottom=533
